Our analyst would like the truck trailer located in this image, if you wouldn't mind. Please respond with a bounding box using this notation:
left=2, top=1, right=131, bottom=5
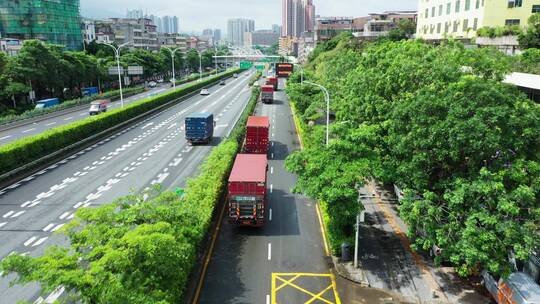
left=243, top=116, right=269, bottom=154
left=228, top=154, right=268, bottom=227
left=260, top=85, right=274, bottom=104
left=276, top=63, right=294, bottom=78
left=35, top=98, right=60, bottom=110
left=185, top=112, right=214, bottom=144
left=266, top=77, right=278, bottom=91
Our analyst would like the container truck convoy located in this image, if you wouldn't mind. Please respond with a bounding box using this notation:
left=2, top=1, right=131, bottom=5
left=260, top=85, right=274, bottom=104
left=266, top=77, right=278, bottom=91
left=228, top=116, right=270, bottom=227
left=185, top=112, right=214, bottom=144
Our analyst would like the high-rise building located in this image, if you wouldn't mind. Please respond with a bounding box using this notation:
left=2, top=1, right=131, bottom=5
left=0, top=0, right=83, bottom=50
left=304, top=0, right=316, bottom=32
left=244, top=30, right=280, bottom=47
left=282, top=0, right=294, bottom=36
left=126, top=9, right=144, bottom=19
left=160, top=16, right=179, bottom=34
left=282, top=0, right=315, bottom=38
left=417, top=0, right=540, bottom=40
left=149, top=15, right=163, bottom=33
left=213, top=29, right=222, bottom=44
left=227, top=18, right=255, bottom=46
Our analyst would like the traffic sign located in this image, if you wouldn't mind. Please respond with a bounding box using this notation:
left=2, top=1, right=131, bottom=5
left=240, top=61, right=253, bottom=69
left=255, top=64, right=265, bottom=71
left=108, top=67, right=124, bottom=75
left=128, top=66, right=144, bottom=75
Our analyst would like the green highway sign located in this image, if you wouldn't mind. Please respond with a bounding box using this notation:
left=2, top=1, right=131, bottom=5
left=240, top=61, right=253, bottom=69
left=255, top=64, right=265, bottom=70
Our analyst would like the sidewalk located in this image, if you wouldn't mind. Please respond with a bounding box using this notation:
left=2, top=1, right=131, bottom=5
left=331, top=181, right=491, bottom=304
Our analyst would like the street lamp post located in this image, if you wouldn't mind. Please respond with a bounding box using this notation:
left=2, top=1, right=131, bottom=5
left=102, top=41, right=132, bottom=108
left=214, top=46, right=219, bottom=75
left=164, top=47, right=181, bottom=89
left=194, top=49, right=203, bottom=82
left=302, top=81, right=330, bottom=146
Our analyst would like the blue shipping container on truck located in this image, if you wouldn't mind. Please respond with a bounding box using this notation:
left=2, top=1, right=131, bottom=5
left=185, top=112, right=214, bottom=144
left=35, top=98, right=60, bottom=109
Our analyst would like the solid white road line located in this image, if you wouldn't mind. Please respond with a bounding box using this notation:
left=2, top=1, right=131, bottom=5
left=270, top=167, right=274, bottom=174
left=22, top=128, right=36, bottom=133
left=269, top=209, right=272, bottom=221
left=268, top=243, right=272, bottom=260
left=266, top=294, right=270, bottom=304
left=24, top=236, right=37, bottom=246
left=270, top=184, right=273, bottom=193
left=0, top=135, right=12, bottom=140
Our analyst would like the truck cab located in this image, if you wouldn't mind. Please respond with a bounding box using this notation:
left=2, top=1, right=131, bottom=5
left=89, top=99, right=109, bottom=115
left=483, top=270, right=540, bottom=304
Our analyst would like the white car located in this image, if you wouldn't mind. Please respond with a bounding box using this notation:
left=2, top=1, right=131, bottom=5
left=200, top=89, right=210, bottom=96
left=148, top=81, right=157, bottom=88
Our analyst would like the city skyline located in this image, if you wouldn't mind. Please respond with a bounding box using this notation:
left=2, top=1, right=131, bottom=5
left=81, top=0, right=417, bottom=33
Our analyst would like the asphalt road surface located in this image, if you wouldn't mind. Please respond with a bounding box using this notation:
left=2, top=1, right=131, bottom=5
left=198, top=80, right=341, bottom=304
left=0, top=71, right=254, bottom=304
left=0, top=74, right=218, bottom=145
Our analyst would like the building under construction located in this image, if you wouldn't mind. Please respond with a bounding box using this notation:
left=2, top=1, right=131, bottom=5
left=0, top=0, right=82, bottom=50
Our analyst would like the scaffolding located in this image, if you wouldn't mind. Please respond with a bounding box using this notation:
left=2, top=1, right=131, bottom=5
left=0, top=0, right=82, bottom=50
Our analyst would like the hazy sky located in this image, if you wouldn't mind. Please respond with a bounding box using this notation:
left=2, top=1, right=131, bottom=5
left=81, top=0, right=418, bottom=33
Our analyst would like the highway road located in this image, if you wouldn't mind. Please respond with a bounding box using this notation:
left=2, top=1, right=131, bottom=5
left=0, top=74, right=218, bottom=145
left=0, top=70, right=254, bottom=304
left=198, top=80, right=341, bottom=304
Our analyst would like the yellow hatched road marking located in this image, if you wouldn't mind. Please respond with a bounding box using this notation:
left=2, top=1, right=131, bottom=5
left=275, top=276, right=334, bottom=304
left=272, top=273, right=340, bottom=304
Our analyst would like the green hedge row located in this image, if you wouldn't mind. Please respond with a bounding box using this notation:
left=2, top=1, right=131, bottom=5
left=0, top=69, right=241, bottom=176
left=0, top=86, right=261, bottom=303
left=249, top=71, right=263, bottom=86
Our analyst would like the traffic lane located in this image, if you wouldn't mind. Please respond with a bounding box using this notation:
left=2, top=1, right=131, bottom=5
left=199, top=88, right=337, bottom=304
left=0, top=72, right=253, bottom=256
left=0, top=73, right=254, bottom=303
left=0, top=75, right=216, bottom=144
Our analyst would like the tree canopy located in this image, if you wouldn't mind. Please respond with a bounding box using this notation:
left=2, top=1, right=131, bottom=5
left=286, top=35, right=540, bottom=275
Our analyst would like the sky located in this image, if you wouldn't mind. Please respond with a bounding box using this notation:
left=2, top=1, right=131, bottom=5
left=81, top=0, right=418, bottom=34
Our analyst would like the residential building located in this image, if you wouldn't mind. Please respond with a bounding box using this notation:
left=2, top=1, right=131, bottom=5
left=244, top=30, right=280, bottom=47
left=0, top=38, right=23, bottom=56
left=279, top=36, right=297, bottom=56
left=272, top=24, right=283, bottom=35
left=126, top=9, right=144, bottom=19
left=314, top=11, right=416, bottom=43
left=314, top=17, right=361, bottom=42
left=227, top=18, right=255, bottom=46
left=297, top=32, right=315, bottom=63
left=157, top=32, right=187, bottom=52
left=0, top=0, right=83, bottom=50
left=363, top=11, right=417, bottom=37
left=96, top=18, right=159, bottom=51
left=305, top=0, right=316, bottom=32
left=213, top=29, right=222, bottom=44
left=416, top=0, right=540, bottom=40
left=282, top=0, right=316, bottom=38
left=82, top=19, right=96, bottom=44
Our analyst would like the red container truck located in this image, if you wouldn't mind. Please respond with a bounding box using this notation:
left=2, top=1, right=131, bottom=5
left=243, top=116, right=269, bottom=154
left=266, top=77, right=278, bottom=91
left=260, top=85, right=274, bottom=104
left=228, top=154, right=268, bottom=227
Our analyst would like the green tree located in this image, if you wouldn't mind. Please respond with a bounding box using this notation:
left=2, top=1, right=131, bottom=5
left=185, top=49, right=201, bottom=72
left=387, top=19, right=417, bottom=41
left=518, top=13, right=540, bottom=49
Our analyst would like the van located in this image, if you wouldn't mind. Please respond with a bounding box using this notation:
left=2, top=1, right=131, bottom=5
left=35, top=98, right=60, bottom=110
left=89, top=99, right=109, bottom=115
